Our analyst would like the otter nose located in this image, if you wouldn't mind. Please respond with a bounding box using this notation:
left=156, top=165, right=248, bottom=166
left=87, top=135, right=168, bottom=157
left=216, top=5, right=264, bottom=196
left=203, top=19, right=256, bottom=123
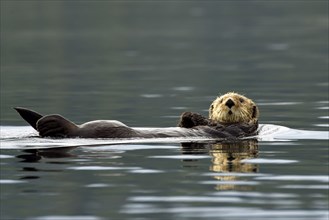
left=225, top=99, right=235, bottom=108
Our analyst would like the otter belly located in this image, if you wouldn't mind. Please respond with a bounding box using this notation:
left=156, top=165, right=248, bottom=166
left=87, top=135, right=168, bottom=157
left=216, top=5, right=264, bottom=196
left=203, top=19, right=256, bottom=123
left=134, top=127, right=211, bottom=138
left=77, top=120, right=227, bottom=139
left=78, top=123, right=211, bottom=139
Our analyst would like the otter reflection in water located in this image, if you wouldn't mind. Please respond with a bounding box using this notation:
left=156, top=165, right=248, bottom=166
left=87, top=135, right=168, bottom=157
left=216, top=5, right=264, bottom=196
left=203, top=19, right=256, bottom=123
left=16, top=139, right=258, bottom=190
left=182, top=139, right=259, bottom=190
left=17, top=147, right=76, bottom=163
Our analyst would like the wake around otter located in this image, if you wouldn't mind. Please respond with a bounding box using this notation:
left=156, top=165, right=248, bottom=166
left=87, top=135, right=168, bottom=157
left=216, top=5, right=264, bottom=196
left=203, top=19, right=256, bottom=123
left=14, top=92, right=259, bottom=139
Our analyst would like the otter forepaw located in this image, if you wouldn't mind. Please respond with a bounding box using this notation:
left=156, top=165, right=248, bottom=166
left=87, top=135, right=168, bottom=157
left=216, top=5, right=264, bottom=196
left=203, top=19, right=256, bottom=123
left=178, top=112, right=210, bottom=128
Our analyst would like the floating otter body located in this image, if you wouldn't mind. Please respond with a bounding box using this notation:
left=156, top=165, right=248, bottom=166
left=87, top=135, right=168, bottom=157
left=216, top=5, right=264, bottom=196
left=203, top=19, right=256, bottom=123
left=14, top=92, right=259, bottom=139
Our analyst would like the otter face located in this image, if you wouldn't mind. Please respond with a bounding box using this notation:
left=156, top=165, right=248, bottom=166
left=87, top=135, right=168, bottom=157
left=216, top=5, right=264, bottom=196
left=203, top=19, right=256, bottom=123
left=209, top=92, right=259, bottom=124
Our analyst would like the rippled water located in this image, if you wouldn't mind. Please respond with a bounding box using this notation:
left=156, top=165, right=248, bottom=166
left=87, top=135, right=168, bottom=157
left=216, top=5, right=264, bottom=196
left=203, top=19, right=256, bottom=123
left=1, top=125, right=328, bottom=220
left=1, top=1, right=328, bottom=220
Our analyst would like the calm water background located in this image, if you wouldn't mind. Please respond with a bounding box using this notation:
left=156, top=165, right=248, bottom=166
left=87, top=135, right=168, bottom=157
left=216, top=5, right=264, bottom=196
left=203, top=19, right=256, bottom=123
left=1, top=1, right=328, bottom=220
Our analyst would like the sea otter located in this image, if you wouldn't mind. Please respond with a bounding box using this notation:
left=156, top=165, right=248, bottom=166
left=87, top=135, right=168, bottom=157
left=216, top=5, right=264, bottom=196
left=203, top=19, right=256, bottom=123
left=14, top=92, right=259, bottom=139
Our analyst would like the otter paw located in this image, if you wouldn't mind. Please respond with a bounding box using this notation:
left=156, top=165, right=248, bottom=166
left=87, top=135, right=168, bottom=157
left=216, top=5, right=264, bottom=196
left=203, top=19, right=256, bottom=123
left=178, top=112, right=210, bottom=128
left=178, top=112, right=195, bottom=128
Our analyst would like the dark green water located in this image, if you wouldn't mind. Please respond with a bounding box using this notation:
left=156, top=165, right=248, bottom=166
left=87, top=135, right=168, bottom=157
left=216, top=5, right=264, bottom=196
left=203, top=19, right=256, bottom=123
left=1, top=1, right=328, bottom=220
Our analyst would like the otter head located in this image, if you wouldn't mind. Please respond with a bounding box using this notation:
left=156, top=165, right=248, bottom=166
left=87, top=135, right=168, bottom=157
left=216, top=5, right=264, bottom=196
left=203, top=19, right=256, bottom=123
left=209, top=92, right=259, bottom=125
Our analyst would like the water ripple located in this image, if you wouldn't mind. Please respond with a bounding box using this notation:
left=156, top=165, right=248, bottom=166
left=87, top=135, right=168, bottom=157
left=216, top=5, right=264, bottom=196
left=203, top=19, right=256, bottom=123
left=67, top=166, right=140, bottom=171
left=85, top=183, right=112, bottom=188
left=279, top=185, right=329, bottom=189
left=200, top=180, right=259, bottom=186
left=121, top=206, right=328, bottom=220
left=0, top=179, right=27, bottom=184
left=210, top=191, right=297, bottom=198
left=241, top=158, right=298, bottom=164
left=0, top=154, right=15, bottom=159
left=255, top=175, right=329, bottom=182
left=149, top=155, right=210, bottom=159
left=31, top=216, right=103, bottom=220
left=129, top=169, right=164, bottom=174
left=129, top=196, right=242, bottom=203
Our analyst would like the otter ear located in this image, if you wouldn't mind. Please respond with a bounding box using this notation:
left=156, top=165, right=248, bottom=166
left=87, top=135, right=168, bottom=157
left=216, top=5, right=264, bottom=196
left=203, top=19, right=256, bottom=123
left=252, top=106, right=258, bottom=118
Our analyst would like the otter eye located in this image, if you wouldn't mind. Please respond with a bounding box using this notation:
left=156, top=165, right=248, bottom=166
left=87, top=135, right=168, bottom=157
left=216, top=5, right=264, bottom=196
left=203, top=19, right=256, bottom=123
left=239, top=98, right=244, bottom=103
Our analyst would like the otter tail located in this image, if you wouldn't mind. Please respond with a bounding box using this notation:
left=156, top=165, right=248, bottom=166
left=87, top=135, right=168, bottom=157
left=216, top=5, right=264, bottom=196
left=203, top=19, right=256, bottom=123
left=14, top=107, right=43, bottom=130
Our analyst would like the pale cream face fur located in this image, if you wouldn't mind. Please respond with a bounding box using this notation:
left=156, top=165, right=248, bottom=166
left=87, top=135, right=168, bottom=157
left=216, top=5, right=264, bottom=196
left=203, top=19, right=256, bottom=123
left=209, top=92, right=259, bottom=124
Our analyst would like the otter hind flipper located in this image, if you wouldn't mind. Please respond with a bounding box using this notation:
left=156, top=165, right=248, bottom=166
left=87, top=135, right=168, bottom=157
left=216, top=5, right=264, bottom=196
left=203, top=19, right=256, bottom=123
left=14, top=107, right=43, bottom=130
